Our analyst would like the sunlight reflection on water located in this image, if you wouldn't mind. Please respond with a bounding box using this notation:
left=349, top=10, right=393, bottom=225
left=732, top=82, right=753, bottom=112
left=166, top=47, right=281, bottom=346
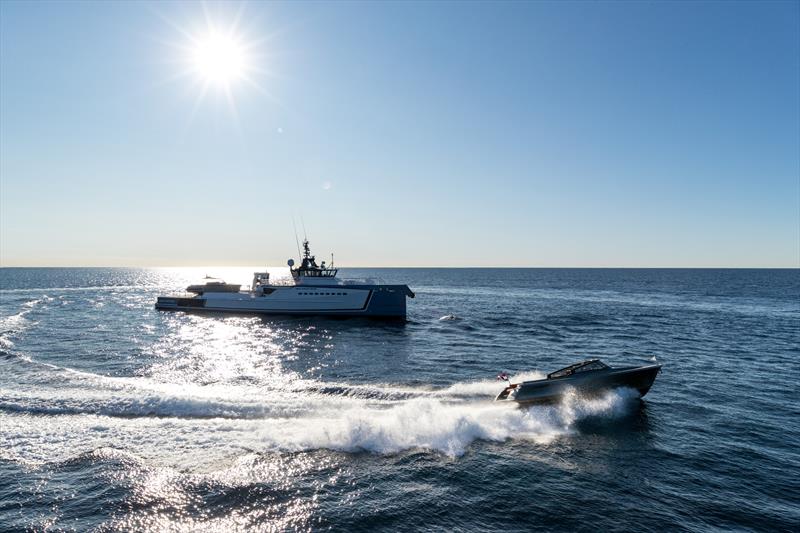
left=1, top=268, right=798, bottom=531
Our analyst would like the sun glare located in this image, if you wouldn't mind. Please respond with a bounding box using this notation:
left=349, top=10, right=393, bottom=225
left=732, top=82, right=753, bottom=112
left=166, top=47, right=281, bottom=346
left=155, top=3, right=275, bottom=127
left=191, top=31, right=248, bottom=86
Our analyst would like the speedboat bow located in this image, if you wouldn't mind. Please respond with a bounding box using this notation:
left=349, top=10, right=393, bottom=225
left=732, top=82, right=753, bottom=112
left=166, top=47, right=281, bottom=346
left=495, top=359, right=662, bottom=405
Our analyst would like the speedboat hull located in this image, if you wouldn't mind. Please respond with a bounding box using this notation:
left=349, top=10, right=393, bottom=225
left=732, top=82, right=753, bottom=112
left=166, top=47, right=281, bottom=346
left=496, top=363, right=662, bottom=405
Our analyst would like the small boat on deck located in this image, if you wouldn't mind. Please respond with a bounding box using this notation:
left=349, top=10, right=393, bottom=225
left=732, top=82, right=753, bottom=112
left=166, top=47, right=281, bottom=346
left=186, top=277, right=241, bottom=294
left=495, top=359, right=662, bottom=405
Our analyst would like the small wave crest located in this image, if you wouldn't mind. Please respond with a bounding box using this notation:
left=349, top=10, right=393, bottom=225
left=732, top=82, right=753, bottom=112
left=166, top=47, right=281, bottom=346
left=0, top=285, right=143, bottom=294
left=0, top=391, right=282, bottom=420
left=0, top=295, right=53, bottom=348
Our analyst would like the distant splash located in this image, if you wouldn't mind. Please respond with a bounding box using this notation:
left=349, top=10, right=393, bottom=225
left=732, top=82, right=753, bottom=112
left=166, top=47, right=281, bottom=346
left=439, top=314, right=459, bottom=321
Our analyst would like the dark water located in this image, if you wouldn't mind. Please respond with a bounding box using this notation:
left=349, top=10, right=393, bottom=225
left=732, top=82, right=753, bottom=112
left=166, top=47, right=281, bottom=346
left=1, top=268, right=798, bottom=532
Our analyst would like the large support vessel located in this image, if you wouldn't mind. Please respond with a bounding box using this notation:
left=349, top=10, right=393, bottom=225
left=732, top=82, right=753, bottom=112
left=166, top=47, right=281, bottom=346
left=155, top=240, right=415, bottom=319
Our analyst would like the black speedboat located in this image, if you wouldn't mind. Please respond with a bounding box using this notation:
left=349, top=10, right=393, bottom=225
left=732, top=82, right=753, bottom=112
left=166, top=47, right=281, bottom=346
left=495, top=359, right=662, bottom=405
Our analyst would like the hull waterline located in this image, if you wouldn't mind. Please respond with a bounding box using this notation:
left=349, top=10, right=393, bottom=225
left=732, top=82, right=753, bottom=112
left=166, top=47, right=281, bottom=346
left=155, top=285, right=413, bottom=320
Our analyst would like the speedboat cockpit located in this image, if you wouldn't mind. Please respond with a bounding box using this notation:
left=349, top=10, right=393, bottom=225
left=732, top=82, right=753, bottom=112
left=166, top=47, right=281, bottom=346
left=547, top=359, right=611, bottom=379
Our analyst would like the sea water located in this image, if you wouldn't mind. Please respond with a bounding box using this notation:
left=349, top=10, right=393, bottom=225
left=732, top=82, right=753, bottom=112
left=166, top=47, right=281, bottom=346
left=0, top=268, right=798, bottom=531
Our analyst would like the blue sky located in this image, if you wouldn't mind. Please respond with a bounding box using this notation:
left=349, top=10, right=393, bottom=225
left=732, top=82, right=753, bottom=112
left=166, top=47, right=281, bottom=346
left=1, top=0, right=798, bottom=267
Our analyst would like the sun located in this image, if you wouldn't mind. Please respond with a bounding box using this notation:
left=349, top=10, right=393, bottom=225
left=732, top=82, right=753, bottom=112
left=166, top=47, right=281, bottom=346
left=190, top=30, right=248, bottom=87
left=153, top=3, right=277, bottom=127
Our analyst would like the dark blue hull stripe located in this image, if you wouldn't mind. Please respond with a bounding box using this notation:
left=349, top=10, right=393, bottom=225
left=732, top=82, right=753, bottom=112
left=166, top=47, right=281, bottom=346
left=155, top=306, right=404, bottom=318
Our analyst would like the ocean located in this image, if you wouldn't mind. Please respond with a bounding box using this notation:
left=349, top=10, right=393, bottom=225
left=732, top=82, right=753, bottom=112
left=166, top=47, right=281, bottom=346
left=0, top=267, right=798, bottom=532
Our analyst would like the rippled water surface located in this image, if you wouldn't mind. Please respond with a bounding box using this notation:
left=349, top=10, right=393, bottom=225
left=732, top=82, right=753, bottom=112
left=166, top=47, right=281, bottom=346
left=1, top=268, right=798, bottom=531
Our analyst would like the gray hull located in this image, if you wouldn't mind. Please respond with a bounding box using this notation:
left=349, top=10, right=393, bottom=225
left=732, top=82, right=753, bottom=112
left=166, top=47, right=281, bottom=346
left=496, top=364, right=662, bottom=405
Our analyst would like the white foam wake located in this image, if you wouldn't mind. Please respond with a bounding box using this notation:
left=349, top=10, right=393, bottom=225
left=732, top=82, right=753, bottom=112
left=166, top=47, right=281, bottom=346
left=253, top=388, right=639, bottom=457
left=1, top=380, right=641, bottom=467
left=255, top=399, right=553, bottom=457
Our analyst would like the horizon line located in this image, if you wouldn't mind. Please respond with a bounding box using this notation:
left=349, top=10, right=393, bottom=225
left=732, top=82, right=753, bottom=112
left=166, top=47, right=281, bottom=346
left=1, top=265, right=798, bottom=270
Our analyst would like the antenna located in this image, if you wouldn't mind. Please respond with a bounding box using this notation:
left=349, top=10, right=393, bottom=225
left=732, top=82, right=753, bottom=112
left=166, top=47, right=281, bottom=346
left=292, top=217, right=302, bottom=260
left=301, top=216, right=308, bottom=241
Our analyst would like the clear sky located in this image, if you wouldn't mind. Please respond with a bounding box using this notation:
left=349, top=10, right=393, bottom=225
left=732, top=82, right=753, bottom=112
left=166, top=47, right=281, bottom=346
left=1, top=0, right=798, bottom=267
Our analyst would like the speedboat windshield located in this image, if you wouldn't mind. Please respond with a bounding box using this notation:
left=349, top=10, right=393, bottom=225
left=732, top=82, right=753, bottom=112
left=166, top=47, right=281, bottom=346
left=547, top=359, right=609, bottom=379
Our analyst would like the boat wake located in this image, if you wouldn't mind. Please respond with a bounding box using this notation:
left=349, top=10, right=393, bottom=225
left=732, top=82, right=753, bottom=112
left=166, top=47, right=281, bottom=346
left=0, top=362, right=641, bottom=465
left=249, top=389, right=638, bottom=457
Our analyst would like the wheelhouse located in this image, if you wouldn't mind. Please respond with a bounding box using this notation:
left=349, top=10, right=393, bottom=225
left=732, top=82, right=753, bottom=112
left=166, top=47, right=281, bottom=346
left=290, top=239, right=338, bottom=280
